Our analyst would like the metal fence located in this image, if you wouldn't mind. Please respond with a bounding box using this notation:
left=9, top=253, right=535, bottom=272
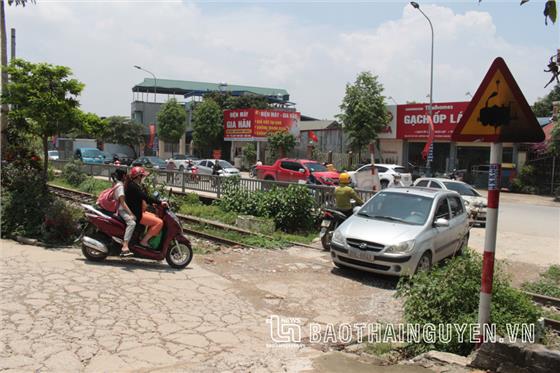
left=49, top=160, right=377, bottom=206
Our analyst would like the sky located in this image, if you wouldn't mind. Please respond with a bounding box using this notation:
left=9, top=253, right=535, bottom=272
left=5, top=0, right=559, bottom=119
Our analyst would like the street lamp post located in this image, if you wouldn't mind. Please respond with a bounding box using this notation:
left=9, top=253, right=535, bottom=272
left=387, top=96, right=398, bottom=105
left=410, top=1, right=434, bottom=176
left=134, top=65, right=157, bottom=103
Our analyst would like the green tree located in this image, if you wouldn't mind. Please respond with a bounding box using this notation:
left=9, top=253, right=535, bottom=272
left=157, top=98, right=187, bottom=155
left=532, top=84, right=560, bottom=117
left=204, top=92, right=271, bottom=110
left=267, top=131, right=296, bottom=158
left=337, top=71, right=388, bottom=153
left=67, top=112, right=108, bottom=139
left=1, top=0, right=35, bottom=155
left=104, top=116, right=145, bottom=157
left=192, top=98, right=223, bottom=154
left=549, top=122, right=560, bottom=155
left=3, top=58, right=84, bottom=181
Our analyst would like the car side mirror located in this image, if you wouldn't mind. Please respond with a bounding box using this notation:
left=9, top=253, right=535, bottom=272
left=299, top=168, right=305, bottom=173
left=434, top=218, right=449, bottom=227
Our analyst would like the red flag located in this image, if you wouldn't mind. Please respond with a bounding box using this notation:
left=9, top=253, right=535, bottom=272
left=309, top=130, right=318, bottom=142
left=421, top=114, right=435, bottom=160
left=148, top=124, right=156, bottom=148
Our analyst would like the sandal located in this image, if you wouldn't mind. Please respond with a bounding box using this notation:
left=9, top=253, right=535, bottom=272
left=120, top=249, right=133, bottom=257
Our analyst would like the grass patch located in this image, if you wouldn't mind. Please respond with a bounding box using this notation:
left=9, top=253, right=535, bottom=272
left=522, top=265, right=560, bottom=298
left=179, top=203, right=238, bottom=225
left=187, top=222, right=290, bottom=249
left=273, top=230, right=317, bottom=245
left=364, top=342, right=394, bottom=356
left=50, top=176, right=111, bottom=196
left=542, top=308, right=560, bottom=322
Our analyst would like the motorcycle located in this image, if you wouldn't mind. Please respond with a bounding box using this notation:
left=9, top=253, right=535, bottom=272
left=319, top=208, right=350, bottom=250
left=79, top=193, right=193, bottom=269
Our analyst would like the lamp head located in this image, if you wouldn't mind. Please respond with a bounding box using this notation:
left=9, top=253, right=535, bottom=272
left=134, top=65, right=141, bottom=70
left=410, top=2, right=420, bottom=9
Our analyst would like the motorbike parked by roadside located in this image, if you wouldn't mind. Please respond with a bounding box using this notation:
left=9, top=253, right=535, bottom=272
left=79, top=192, right=193, bottom=269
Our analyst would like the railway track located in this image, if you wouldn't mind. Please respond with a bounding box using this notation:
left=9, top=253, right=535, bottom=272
left=523, top=291, right=560, bottom=333
left=48, top=184, right=256, bottom=249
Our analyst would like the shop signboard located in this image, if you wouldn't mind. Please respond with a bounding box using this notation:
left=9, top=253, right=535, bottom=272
left=224, top=109, right=301, bottom=141
left=396, top=102, right=469, bottom=140
left=378, top=105, right=397, bottom=139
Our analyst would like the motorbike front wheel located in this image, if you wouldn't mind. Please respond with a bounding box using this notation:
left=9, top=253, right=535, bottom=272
left=320, top=222, right=337, bottom=251
left=166, top=240, right=193, bottom=269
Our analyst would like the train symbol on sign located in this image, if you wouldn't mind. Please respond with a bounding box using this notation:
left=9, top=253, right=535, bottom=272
left=478, top=79, right=517, bottom=131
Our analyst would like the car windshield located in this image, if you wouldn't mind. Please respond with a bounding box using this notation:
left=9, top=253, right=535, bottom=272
left=218, top=160, right=234, bottom=168
left=48, top=151, right=58, bottom=156
left=392, top=167, right=407, bottom=173
left=174, top=155, right=186, bottom=160
left=147, top=157, right=165, bottom=165
left=82, top=149, right=102, bottom=158
left=443, top=182, right=480, bottom=197
left=357, top=192, right=433, bottom=225
left=305, top=162, right=327, bottom=172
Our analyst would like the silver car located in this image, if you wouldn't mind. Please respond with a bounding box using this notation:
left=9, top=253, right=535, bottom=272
left=330, top=187, right=469, bottom=276
left=196, top=159, right=240, bottom=177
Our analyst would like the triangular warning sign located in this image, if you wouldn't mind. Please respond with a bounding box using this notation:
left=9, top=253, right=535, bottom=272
left=452, top=57, right=545, bottom=143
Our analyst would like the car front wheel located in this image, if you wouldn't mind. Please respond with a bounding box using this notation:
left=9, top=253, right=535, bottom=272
left=415, top=251, right=432, bottom=273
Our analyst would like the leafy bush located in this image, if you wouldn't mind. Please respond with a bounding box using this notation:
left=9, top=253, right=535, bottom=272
left=396, top=250, right=540, bottom=356
left=219, top=184, right=318, bottom=232
left=522, top=265, right=560, bottom=298
left=78, top=177, right=111, bottom=195
left=510, top=165, right=538, bottom=194
left=40, top=198, right=82, bottom=244
left=62, top=160, right=86, bottom=186
left=1, top=159, right=52, bottom=238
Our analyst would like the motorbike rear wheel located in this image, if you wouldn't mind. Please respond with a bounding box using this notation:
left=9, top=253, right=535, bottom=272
left=82, top=243, right=108, bottom=262
left=320, top=221, right=337, bottom=251
left=166, top=240, right=193, bottom=269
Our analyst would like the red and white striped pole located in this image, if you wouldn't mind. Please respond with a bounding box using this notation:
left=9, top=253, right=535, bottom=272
left=477, top=142, right=502, bottom=344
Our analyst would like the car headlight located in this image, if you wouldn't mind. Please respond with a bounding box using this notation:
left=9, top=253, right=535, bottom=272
left=332, top=229, right=345, bottom=246
left=384, top=240, right=415, bottom=254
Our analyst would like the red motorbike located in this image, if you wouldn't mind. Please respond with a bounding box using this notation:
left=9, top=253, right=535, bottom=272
left=79, top=196, right=193, bottom=269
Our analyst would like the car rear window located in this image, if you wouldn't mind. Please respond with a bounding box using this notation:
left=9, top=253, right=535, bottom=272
left=393, top=167, right=407, bottom=173
left=443, top=182, right=479, bottom=196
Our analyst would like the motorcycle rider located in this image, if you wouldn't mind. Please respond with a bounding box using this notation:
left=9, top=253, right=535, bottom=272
left=125, top=166, right=166, bottom=249
left=112, top=169, right=135, bottom=256
left=334, top=173, right=363, bottom=217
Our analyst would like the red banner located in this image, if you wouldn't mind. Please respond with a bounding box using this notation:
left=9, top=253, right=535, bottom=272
left=224, top=109, right=301, bottom=141
left=148, top=124, right=156, bottom=148
left=396, top=102, right=469, bottom=140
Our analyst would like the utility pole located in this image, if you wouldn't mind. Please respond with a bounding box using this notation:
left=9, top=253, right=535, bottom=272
left=10, top=27, right=14, bottom=60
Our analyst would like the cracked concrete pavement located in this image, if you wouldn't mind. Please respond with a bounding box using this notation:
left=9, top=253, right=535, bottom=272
left=0, top=239, right=404, bottom=372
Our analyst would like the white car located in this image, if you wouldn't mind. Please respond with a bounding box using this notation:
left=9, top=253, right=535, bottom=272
left=195, top=159, right=240, bottom=177
left=166, top=154, right=200, bottom=172
left=413, top=178, right=487, bottom=226
left=47, top=150, right=59, bottom=160
left=347, top=163, right=413, bottom=189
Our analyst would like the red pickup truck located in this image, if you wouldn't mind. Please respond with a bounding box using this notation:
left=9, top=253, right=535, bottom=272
left=256, top=158, right=340, bottom=185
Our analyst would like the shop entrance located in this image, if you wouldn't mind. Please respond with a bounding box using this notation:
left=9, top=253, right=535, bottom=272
left=407, top=142, right=450, bottom=175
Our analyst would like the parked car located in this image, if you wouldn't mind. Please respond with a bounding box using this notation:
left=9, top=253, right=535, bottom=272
left=113, top=153, right=133, bottom=166
left=166, top=154, right=200, bottom=171
left=101, top=151, right=113, bottom=164
left=75, top=148, right=105, bottom=164
left=47, top=150, right=59, bottom=160
left=347, top=163, right=413, bottom=189
left=414, top=178, right=487, bottom=226
left=195, top=159, right=240, bottom=177
left=131, top=156, right=167, bottom=170
left=330, top=187, right=469, bottom=276
left=256, top=158, right=340, bottom=185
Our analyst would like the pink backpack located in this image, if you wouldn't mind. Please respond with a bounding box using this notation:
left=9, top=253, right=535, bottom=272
left=97, top=184, right=119, bottom=213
